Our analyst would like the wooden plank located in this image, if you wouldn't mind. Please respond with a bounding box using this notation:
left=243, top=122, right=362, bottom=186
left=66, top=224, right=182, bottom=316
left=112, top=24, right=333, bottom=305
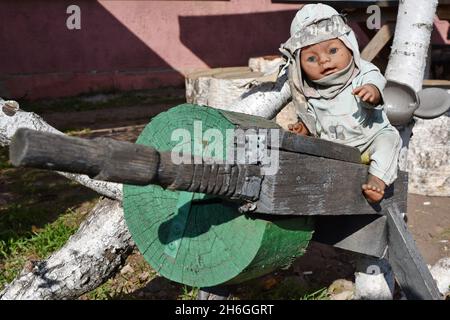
left=423, top=79, right=450, bottom=89
left=361, top=23, right=395, bottom=61
left=313, top=215, right=388, bottom=257
left=277, top=130, right=361, bottom=164
left=219, top=109, right=362, bottom=163
left=255, top=151, right=408, bottom=216
left=386, top=205, right=443, bottom=300
left=219, top=109, right=281, bottom=130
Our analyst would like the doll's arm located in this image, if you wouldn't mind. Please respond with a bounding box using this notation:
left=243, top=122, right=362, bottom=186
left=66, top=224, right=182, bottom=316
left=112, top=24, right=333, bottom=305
left=354, top=60, right=387, bottom=107
left=352, top=84, right=382, bottom=105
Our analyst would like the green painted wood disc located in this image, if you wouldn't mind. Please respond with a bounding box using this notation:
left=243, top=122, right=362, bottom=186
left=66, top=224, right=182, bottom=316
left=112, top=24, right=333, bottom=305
left=123, top=104, right=314, bottom=287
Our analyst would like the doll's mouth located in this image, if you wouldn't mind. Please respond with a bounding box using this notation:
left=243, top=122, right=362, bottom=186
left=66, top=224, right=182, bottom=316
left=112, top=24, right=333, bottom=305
left=322, top=68, right=337, bottom=76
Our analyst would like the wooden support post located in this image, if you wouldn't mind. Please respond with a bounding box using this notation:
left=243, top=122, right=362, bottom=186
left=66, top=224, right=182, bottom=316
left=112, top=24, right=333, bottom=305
left=386, top=205, right=443, bottom=300
left=361, top=23, right=395, bottom=62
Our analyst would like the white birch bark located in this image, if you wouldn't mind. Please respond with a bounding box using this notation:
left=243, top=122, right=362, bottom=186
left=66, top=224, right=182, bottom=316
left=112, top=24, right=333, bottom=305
left=0, top=198, right=133, bottom=300
left=185, top=67, right=251, bottom=107
left=407, top=116, right=450, bottom=196
left=385, top=0, right=438, bottom=92
left=1, top=99, right=132, bottom=299
left=186, top=65, right=291, bottom=119
left=0, top=101, right=122, bottom=200
left=219, top=71, right=291, bottom=119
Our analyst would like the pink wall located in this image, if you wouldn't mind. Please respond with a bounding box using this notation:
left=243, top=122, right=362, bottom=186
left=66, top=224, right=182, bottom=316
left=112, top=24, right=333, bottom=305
left=1, top=1, right=447, bottom=101
left=0, top=0, right=300, bottom=100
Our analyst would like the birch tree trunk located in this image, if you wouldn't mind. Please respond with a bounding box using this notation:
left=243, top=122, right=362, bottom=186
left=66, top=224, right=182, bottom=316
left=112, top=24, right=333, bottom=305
left=382, top=0, right=448, bottom=195
left=385, top=0, right=438, bottom=92
left=0, top=100, right=122, bottom=200
left=0, top=198, right=133, bottom=300
left=0, top=100, right=133, bottom=299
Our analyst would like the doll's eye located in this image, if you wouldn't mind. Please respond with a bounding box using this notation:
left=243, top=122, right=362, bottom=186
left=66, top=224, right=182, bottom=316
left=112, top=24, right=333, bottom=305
left=330, top=48, right=338, bottom=54
left=307, top=56, right=317, bottom=63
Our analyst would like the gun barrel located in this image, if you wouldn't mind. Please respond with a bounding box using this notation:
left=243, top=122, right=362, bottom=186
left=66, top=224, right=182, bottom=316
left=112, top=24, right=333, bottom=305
left=10, top=128, right=161, bottom=185
left=9, top=128, right=262, bottom=200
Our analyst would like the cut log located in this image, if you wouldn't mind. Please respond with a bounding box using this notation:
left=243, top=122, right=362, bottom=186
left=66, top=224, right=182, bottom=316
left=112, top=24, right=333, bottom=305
left=248, top=55, right=283, bottom=74
left=185, top=65, right=290, bottom=120
left=123, top=104, right=314, bottom=288
left=185, top=67, right=262, bottom=108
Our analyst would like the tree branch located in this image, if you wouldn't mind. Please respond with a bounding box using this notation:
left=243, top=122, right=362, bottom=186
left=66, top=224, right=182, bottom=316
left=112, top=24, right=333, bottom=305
left=0, top=198, right=133, bottom=300
left=0, top=101, right=122, bottom=200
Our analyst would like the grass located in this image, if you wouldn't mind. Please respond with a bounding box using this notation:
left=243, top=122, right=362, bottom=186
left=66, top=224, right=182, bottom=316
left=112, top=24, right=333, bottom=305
left=0, top=209, right=81, bottom=289
left=0, top=148, right=12, bottom=170
left=0, top=145, right=99, bottom=292
left=300, top=287, right=329, bottom=300
left=179, top=286, right=199, bottom=300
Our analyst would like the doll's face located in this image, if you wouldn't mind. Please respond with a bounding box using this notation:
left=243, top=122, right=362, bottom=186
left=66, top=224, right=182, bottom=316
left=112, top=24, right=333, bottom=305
left=300, top=38, right=353, bottom=81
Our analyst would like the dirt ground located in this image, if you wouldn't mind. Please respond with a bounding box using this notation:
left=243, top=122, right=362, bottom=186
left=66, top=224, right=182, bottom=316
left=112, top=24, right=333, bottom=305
left=3, top=99, right=448, bottom=299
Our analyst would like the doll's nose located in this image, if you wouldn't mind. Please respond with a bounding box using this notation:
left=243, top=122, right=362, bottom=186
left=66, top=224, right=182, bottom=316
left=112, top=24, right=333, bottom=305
left=319, top=54, right=331, bottom=64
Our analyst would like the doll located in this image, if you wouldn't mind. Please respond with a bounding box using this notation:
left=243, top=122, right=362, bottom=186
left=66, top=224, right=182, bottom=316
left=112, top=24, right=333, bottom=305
left=281, top=4, right=401, bottom=203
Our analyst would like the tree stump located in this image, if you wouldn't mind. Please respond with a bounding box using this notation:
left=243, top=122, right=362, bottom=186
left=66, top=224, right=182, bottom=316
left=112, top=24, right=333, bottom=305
left=408, top=115, right=450, bottom=196
left=185, top=67, right=265, bottom=109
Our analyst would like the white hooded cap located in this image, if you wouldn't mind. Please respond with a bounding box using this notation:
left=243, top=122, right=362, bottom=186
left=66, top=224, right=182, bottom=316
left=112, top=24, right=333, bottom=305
left=279, top=3, right=362, bottom=98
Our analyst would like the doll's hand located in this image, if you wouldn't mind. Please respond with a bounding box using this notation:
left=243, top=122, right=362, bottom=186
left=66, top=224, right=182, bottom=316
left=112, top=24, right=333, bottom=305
left=288, top=122, right=310, bottom=136
left=352, top=84, right=381, bottom=105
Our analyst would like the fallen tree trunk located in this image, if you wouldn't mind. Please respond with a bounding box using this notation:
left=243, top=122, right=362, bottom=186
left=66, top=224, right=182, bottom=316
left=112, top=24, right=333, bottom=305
left=1, top=99, right=132, bottom=299
left=0, top=198, right=133, bottom=300
left=0, top=100, right=122, bottom=200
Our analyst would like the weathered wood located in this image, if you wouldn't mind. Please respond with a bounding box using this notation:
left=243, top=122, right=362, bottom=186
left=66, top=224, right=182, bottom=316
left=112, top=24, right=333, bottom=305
left=10, top=128, right=161, bottom=186
left=386, top=205, right=443, bottom=300
left=11, top=128, right=263, bottom=200
left=423, top=79, right=450, bottom=88
left=361, top=23, right=395, bottom=62
left=12, top=106, right=408, bottom=216
left=277, top=130, right=361, bottom=164
left=255, top=152, right=408, bottom=216
left=0, top=103, right=122, bottom=200
left=219, top=109, right=362, bottom=163
left=313, top=215, right=388, bottom=258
